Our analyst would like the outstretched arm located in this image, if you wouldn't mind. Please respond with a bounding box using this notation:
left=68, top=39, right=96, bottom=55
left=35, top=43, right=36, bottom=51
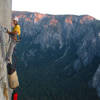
left=7, top=30, right=17, bottom=35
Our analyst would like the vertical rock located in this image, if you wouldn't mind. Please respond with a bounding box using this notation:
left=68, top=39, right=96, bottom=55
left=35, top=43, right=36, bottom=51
left=0, top=0, right=12, bottom=100
left=93, top=65, right=100, bottom=97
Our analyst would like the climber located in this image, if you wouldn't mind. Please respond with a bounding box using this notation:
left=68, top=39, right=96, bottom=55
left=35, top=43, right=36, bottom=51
left=6, top=16, right=21, bottom=62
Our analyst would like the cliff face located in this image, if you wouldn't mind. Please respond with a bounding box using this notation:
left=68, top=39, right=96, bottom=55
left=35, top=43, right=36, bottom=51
left=0, top=0, right=12, bottom=100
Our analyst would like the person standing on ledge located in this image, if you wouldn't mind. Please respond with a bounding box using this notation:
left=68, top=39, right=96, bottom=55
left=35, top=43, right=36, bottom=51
left=6, top=16, right=21, bottom=62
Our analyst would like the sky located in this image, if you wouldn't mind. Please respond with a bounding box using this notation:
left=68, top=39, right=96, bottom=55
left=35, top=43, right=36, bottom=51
left=12, top=0, right=100, bottom=20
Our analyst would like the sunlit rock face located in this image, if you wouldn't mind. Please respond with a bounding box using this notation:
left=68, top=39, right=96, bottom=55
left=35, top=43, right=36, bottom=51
left=34, top=13, right=47, bottom=23
left=13, top=11, right=100, bottom=100
left=80, top=15, right=95, bottom=24
left=49, top=16, right=58, bottom=26
left=0, top=0, right=12, bottom=100
left=65, top=16, right=73, bottom=24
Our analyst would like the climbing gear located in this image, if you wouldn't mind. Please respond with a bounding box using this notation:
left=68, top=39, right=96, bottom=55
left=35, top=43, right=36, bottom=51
left=13, top=16, right=19, bottom=22
left=7, top=63, right=19, bottom=89
left=13, top=93, right=18, bottom=100
left=8, top=70, right=19, bottom=89
left=12, top=90, right=18, bottom=100
left=16, top=37, right=21, bottom=42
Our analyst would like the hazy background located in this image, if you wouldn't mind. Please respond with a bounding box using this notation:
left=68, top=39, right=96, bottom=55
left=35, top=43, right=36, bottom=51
left=12, top=0, right=100, bottom=20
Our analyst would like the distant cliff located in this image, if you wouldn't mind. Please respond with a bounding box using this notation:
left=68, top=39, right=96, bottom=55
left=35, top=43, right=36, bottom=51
left=13, top=11, right=100, bottom=100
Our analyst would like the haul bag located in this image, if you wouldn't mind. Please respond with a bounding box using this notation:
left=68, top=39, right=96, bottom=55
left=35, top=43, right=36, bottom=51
left=7, top=63, right=19, bottom=89
left=12, top=90, right=18, bottom=100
